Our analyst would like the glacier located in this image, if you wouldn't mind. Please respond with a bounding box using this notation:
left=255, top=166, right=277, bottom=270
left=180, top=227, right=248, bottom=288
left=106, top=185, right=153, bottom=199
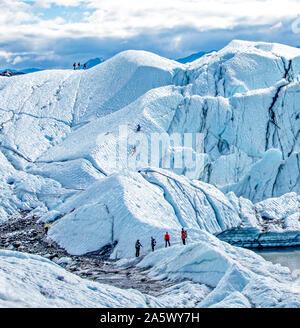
left=0, top=41, right=298, bottom=207
left=0, top=40, right=299, bottom=307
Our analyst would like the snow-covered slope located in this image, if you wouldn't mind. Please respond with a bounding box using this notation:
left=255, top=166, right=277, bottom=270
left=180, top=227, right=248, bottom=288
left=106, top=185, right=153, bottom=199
left=42, top=170, right=241, bottom=257
left=1, top=235, right=299, bottom=308
left=39, top=169, right=299, bottom=257
left=0, top=51, right=182, bottom=161
left=0, top=249, right=160, bottom=308
left=136, top=232, right=300, bottom=308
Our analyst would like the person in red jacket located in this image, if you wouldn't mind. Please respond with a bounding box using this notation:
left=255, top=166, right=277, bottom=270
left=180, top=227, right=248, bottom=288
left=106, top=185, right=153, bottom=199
left=181, top=228, right=187, bottom=245
left=164, top=232, right=170, bottom=247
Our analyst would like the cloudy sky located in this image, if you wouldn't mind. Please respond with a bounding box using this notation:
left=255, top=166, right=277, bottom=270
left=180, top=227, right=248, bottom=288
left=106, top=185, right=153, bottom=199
left=1, top=0, right=300, bottom=69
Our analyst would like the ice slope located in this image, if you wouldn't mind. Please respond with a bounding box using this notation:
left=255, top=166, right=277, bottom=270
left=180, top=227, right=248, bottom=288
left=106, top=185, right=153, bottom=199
left=0, top=249, right=160, bottom=308
left=36, top=86, right=185, bottom=174
left=42, top=169, right=242, bottom=257
left=26, top=41, right=299, bottom=201
left=0, top=50, right=184, bottom=219
left=178, top=40, right=300, bottom=199
left=0, top=150, right=78, bottom=221
left=136, top=233, right=300, bottom=308
left=0, top=51, right=182, bottom=162
left=187, top=40, right=300, bottom=96
left=219, top=191, right=300, bottom=247
left=1, top=239, right=299, bottom=308
left=73, top=50, right=183, bottom=122
left=41, top=169, right=299, bottom=257
left=0, top=70, right=76, bottom=162
left=26, top=159, right=104, bottom=190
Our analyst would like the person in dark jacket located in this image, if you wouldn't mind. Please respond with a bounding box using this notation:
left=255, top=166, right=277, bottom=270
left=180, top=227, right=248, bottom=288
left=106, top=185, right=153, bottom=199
left=73, top=62, right=76, bottom=70
left=151, top=236, right=156, bottom=252
left=78, top=62, right=81, bottom=70
left=164, top=232, right=170, bottom=247
left=135, top=239, right=143, bottom=257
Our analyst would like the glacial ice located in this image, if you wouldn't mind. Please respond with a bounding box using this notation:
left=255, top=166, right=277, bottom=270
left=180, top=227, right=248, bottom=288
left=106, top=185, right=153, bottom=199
left=0, top=40, right=299, bottom=307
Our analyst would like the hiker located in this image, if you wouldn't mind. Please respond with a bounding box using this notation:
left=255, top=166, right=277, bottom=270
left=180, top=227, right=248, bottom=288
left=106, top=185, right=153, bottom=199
left=78, top=62, right=81, bottom=70
left=151, top=237, right=156, bottom=252
left=44, top=223, right=51, bottom=235
left=181, top=228, right=187, bottom=245
left=136, top=124, right=141, bottom=132
left=135, top=239, right=143, bottom=257
left=73, top=62, right=76, bottom=70
left=83, top=63, right=87, bottom=70
left=164, top=232, right=170, bottom=247
left=131, top=145, right=137, bottom=155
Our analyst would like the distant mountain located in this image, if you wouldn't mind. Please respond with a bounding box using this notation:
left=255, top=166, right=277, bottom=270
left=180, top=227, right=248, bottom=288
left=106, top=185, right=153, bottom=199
left=0, top=68, right=42, bottom=76
left=0, top=70, right=25, bottom=77
left=176, top=50, right=215, bottom=63
left=0, top=58, right=104, bottom=75
left=84, top=57, right=104, bottom=69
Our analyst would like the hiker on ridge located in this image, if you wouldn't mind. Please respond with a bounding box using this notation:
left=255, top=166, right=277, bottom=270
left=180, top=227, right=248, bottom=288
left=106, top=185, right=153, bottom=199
left=151, top=236, right=156, bottom=252
left=164, top=232, right=170, bottom=248
left=135, top=239, right=143, bottom=257
left=131, top=145, right=137, bottom=155
left=181, top=228, right=187, bottom=245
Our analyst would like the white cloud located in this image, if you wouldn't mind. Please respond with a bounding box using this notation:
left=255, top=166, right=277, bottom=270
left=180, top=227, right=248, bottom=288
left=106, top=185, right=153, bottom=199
left=0, top=0, right=36, bottom=25
left=1, top=0, right=300, bottom=69
left=31, top=0, right=87, bottom=8
left=0, top=50, right=14, bottom=62
left=12, top=55, right=24, bottom=65
left=81, top=0, right=300, bottom=37
left=0, top=50, right=24, bottom=64
left=2, top=0, right=300, bottom=40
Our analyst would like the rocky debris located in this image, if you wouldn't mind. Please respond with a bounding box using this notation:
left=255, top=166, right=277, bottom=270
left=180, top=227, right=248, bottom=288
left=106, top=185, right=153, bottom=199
left=0, top=214, right=173, bottom=296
